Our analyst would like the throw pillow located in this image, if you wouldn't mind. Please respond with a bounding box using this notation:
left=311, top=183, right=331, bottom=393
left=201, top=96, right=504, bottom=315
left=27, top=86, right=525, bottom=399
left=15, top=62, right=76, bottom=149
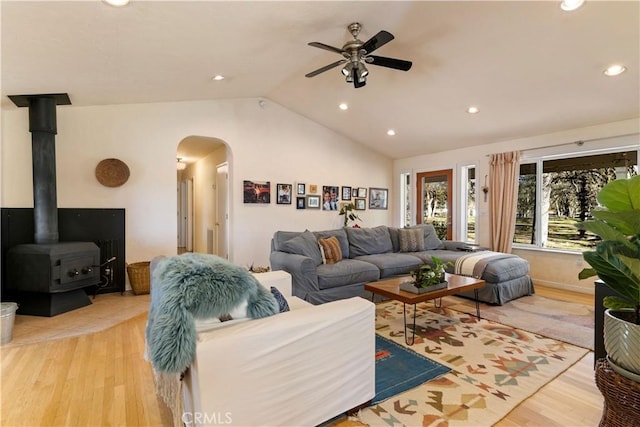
left=318, top=236, right=343, bottom=264
left=398, top=228, right=425, bottom=252
left=270, top=287, right=290, bottom=313
left=279, top=230, right=323, bottom=266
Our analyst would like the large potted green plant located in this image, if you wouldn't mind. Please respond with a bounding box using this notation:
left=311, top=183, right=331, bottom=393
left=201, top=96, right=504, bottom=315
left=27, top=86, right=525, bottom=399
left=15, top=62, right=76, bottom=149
left=578, top=175, right=640, bottom=380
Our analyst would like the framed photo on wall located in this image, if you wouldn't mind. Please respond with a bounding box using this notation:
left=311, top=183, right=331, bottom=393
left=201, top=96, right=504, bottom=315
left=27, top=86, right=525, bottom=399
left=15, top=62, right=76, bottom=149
left=296, top=196, right=306, bottom=209
left=243, top=180, right=270, bottom=204
left=307, top=195, right=321, bottom=209
left=355, top=198, right=366, bottom=210
left=369, top=187, right=388, bottom=209
left=276, top=183, right=292, bottom=204
left=341, top=186, right=352, bottom=200
left=296, top=183, right=306, bottom=195
left=358, top=188, right=367, bottom=198
left=309, top=184, right=318, bottom=194
left=322, top=186, right=339, bottom=211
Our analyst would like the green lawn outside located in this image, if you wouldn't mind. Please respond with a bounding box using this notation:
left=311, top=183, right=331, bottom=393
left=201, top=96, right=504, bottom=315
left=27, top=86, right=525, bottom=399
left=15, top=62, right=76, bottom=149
left=430, top=217, right=594, bottom=251
left=514, top=217, right=597, bottom=250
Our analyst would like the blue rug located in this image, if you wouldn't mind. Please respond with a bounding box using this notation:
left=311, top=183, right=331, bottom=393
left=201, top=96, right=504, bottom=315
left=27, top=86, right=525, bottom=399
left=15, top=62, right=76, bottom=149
left=373, top=335, right=451, bottom=404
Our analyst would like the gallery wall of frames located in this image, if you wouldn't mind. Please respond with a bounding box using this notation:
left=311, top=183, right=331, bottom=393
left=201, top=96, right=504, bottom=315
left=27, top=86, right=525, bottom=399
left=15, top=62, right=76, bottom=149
left=243, top=180, right=388, bottom=211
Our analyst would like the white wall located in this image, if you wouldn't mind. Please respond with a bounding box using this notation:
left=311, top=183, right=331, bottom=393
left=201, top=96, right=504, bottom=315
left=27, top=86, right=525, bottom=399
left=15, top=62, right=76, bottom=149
left=1, top=98, right=393, bottom=269
left=394, top=117, right=640, bottom=294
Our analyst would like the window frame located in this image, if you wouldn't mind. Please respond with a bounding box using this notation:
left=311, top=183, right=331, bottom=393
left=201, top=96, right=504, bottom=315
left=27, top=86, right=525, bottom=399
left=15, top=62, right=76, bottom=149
left=513, top=144, right=639, bottom=252
left=459, top=163, right=477, bottom=244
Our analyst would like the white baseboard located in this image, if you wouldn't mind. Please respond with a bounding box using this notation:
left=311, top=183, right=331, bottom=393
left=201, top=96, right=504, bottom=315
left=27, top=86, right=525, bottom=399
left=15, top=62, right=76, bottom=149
left=533, top=279, right=594, bottom=295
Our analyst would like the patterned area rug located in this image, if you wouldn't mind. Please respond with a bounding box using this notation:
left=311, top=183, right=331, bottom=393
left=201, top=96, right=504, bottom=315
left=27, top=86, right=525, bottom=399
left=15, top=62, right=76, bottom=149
left=441, top=294, right=594, bottom=349
left=374, top=335, right=450, bottom=405
left=357, top=301, right=589, bottom=426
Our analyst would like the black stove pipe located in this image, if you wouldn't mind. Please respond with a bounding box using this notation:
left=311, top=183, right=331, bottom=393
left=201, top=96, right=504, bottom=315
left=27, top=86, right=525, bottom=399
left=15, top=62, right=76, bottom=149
left=9, top=93, right=71, bottom=244
left=29, top=96, right=59, bottom=244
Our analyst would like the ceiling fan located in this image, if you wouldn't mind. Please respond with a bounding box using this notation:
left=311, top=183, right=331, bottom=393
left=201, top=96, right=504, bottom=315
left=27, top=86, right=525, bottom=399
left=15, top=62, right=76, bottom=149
left=305, top=22, right=412, bottom=88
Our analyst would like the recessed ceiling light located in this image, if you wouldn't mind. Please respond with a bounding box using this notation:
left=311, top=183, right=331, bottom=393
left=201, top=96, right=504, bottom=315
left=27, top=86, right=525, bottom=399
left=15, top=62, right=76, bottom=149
left=387, top=129, right=396, bottom=136
left=560, top=0, right=585, bottom=11
left=103, top=0, right=130, bottom=6
left=212, top=75, right=225, bottom=81
left=604, top=64, right=627, bottom=77
left=467, top=106, right=480, bottom=114
left=339, top=103, right=348, bottom=110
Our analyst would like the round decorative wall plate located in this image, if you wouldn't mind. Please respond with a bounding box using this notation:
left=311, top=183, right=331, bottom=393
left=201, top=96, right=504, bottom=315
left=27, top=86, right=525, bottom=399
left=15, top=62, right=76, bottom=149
left=95, top=158, right=130, bottom=187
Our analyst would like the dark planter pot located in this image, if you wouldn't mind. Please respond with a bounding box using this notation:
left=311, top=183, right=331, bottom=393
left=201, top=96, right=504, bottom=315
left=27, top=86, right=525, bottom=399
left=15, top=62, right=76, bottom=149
left=400, top=281, right=448, bottom=294
left=604, top=308, right=640, bottom=382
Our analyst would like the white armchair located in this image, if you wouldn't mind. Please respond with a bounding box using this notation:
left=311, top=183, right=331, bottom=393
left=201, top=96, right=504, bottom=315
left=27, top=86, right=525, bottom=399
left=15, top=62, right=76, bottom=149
left=178, top=270, right=375, bottom=427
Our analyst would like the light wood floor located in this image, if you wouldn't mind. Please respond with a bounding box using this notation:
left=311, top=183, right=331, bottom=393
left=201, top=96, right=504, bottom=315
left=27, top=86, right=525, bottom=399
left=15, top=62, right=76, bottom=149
left=1, top=285, right=603, bottom=426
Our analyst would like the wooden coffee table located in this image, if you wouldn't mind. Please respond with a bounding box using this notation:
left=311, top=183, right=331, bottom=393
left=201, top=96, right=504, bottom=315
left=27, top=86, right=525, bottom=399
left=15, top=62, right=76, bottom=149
left=365, top=273, right=485, bottom=345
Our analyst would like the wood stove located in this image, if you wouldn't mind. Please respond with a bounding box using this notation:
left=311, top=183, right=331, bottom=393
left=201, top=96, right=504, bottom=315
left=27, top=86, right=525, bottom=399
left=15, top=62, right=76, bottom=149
left=5, top=93, right=104, bottom=316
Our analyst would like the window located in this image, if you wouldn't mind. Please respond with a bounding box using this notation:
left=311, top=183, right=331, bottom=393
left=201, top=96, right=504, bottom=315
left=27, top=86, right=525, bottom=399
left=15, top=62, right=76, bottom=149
left=514, top=149, right=638, bottom=251
left=400, top=172, right=411, bottom=227
left=460, top=165, right=476, bottom=243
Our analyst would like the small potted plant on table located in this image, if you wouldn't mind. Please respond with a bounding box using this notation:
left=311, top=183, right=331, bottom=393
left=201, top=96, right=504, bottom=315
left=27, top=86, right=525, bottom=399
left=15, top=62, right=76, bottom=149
left=401, top=256, right=453, bottom=294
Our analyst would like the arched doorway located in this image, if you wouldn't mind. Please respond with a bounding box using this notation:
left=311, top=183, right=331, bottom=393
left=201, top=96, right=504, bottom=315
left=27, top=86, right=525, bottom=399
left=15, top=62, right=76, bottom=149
left=176, top=136, right=230, bottom=258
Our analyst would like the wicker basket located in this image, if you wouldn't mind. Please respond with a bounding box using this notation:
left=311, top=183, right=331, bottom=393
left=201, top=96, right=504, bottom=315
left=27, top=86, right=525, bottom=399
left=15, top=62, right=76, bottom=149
left=127, top=261, right=150, bottom=295
left=595, top=358, right=640, bottom=427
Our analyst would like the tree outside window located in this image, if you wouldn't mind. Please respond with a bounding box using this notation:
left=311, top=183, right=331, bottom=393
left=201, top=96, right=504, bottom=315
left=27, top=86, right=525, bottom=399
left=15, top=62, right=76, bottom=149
left=514, top=150, right=638, bottom=250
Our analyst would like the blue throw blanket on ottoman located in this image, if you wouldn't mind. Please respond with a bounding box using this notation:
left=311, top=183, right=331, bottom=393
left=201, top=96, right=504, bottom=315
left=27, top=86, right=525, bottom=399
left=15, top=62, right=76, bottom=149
left=146, top=253, right=278, bottom=374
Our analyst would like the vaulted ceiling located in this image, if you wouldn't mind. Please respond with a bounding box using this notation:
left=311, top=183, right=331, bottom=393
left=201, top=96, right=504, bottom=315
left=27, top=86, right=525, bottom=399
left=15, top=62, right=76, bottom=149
left=2, top=1, right=638, bottom=159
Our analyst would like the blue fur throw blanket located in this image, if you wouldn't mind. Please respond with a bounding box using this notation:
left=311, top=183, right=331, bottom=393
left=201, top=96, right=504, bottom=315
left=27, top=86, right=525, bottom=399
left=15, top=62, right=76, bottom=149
left=146, top=253, right=278, bottom=373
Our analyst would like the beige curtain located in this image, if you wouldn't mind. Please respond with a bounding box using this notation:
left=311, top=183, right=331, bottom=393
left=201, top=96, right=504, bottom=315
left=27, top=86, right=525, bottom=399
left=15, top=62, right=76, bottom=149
left=489, top=151, right=520, bottom=253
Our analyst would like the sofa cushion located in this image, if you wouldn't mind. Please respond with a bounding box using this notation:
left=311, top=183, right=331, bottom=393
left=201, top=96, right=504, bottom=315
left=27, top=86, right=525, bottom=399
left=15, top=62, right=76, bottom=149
left=411, top=250, right=461, bottom=270
left=353, top=253, right=423, bottom=279
left=318, top=236, right=343, bottom=264
left=346, top=225, right=393, bottom=257
left=478, top=256, right=530, bottom=283
left=316, top=259, right=380, bottom=290
left=406, top=224, right=445, bottom=250
left=387, top=227, right=401, bottom=252
left=398, top=228, right=426, bottom=252
left=314, top=229, right=350, bottom=259
left=412, top=250, right=530, bottom=282
left=272, top=230, right=304, bottom=251
left=279, top=230, right=323, bottom=266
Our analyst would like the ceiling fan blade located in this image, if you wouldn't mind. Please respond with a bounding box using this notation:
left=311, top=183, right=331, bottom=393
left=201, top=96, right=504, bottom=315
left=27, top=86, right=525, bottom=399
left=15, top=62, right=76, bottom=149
left=361, top=30, right=394, bottom=54
left=308, top=42, right=345, bottom=55
left=305, top=59, right=347, bottom=78
left=368, top=55, right=412, bottom=71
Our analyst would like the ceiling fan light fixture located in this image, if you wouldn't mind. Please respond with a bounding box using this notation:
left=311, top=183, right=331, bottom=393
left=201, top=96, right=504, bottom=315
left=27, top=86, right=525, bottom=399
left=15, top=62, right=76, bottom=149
left=357, top=63, right=369, bottom=81
left=467, top=106, right=480, bottom=114
left=387, top=129, right=396, bottom=136
left=339, top=103, right=348, bottom=110
left=342, top=63, right=354, bottom=77
left=560, top=0, right=585, bottom=11
left=305, top=23, right=412, bottom=87
left=345, top=66, right=355, bottom=83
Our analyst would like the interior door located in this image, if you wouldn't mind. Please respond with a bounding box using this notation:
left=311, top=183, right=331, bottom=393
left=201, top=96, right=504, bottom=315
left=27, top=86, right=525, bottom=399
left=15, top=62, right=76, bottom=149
left=178, top=180, right=187, bottom=248
left=416, top=169, right=453, bottom=240
left=186, top=178, right=194, bottom=252
left=216, top=162, right=229, bottom=259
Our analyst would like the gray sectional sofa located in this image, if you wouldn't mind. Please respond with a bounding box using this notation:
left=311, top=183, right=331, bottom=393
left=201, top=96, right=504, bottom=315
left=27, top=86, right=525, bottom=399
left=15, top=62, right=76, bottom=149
left=270, top=224, right=534, bottom=305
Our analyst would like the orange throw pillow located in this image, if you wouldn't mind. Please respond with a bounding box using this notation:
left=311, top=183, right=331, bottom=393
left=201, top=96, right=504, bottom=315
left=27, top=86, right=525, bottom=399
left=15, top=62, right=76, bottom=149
left=318, top=236, right=343, bottom=264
